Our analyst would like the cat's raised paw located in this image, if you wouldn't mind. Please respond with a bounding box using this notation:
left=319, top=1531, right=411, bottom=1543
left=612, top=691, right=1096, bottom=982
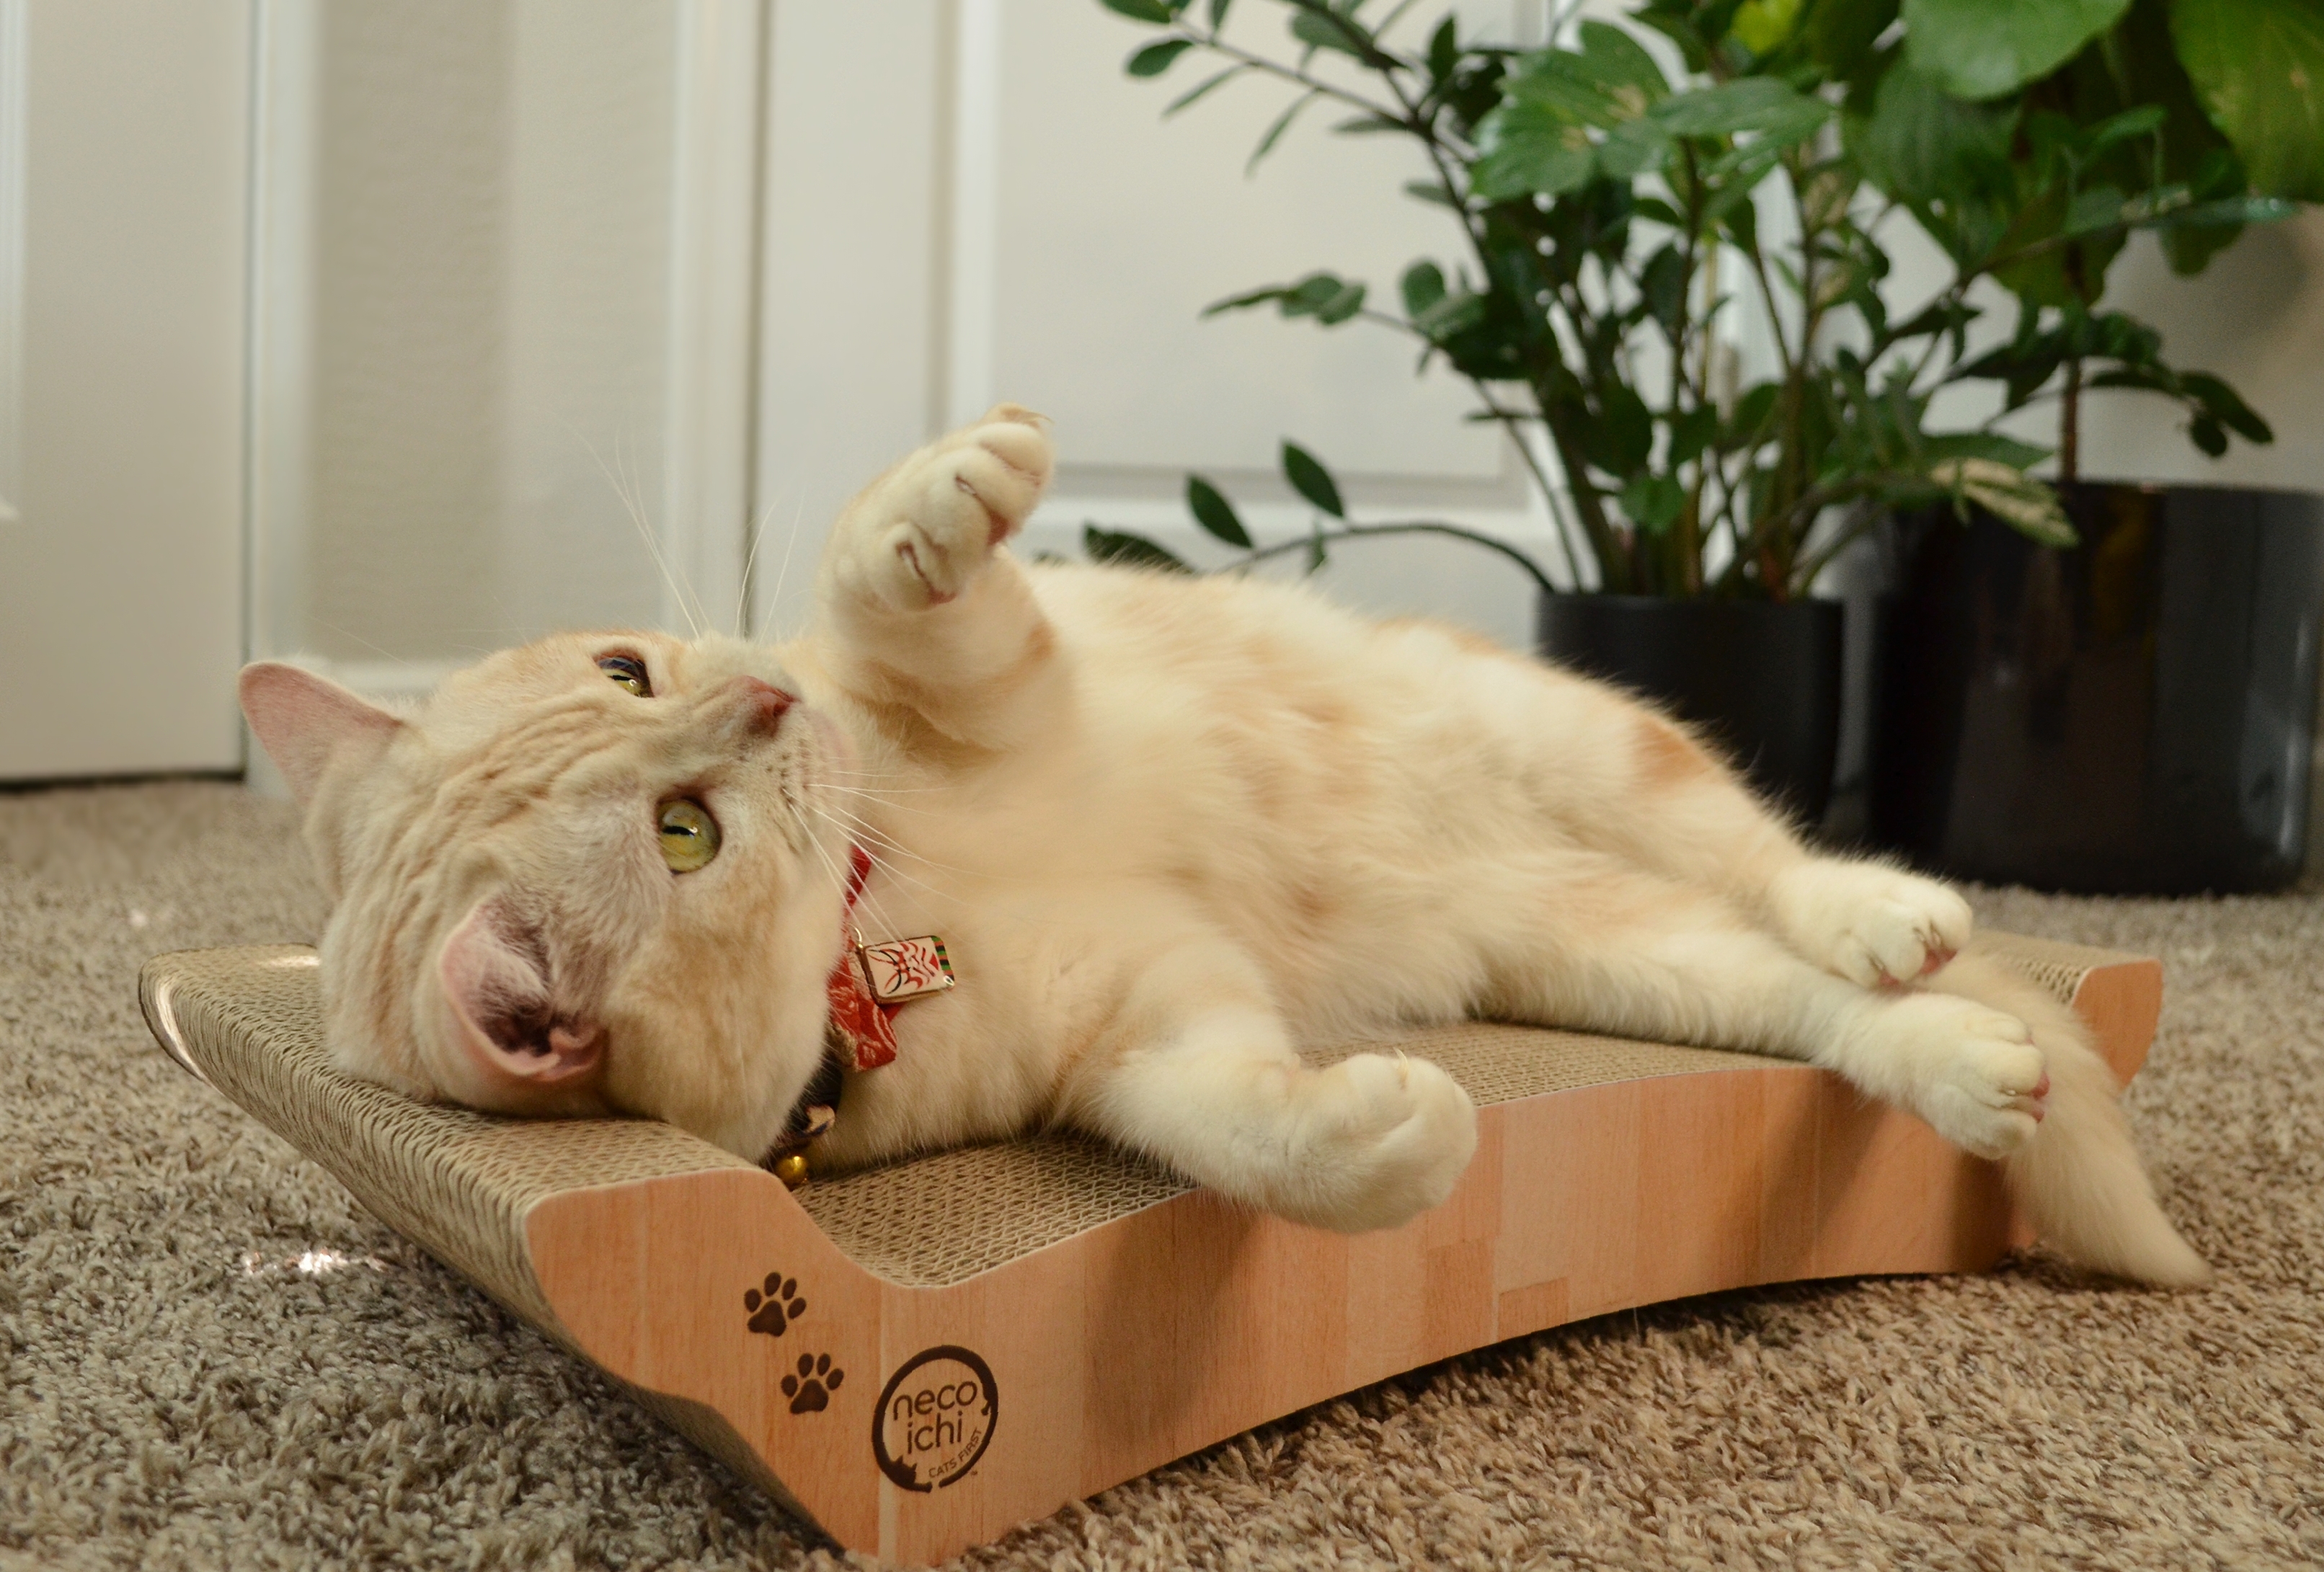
left=1770, top=861, right=1973, bottom=990
left=838, top=405, right=1055, bottom=611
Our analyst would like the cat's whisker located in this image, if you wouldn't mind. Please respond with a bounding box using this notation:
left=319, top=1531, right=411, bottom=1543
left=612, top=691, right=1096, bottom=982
left=582, top=429, right=704, bottom=641
left=758, top=496, right=812, bottom=642
left=626, top=427, right=717, bottom=638
left=805, top=804, right=960, bottom=920
left=736, top=487, right=792, bottom=636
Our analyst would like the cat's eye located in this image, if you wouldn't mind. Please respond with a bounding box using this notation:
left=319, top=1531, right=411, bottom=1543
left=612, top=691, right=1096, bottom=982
left=658, top=799, right=720, bottom=873
left=598, top=654, right=651, bottom=697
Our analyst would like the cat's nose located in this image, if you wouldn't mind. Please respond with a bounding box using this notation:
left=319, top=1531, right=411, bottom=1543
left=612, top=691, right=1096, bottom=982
left=731, top=676, right=794, bottom=734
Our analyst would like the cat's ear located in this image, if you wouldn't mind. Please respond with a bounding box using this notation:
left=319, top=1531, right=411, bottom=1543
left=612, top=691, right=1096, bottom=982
left=239, top=662, right=404, bottom=807
left=436, top=896, right=605, bottom=1096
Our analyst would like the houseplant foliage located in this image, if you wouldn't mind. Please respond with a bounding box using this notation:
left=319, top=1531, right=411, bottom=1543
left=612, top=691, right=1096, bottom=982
left=1088, top=0, right=2299, bottom=599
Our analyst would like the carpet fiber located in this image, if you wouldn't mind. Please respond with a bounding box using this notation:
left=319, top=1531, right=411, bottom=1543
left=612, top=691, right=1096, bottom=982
left=3, top=781, right=2318, bottom=1569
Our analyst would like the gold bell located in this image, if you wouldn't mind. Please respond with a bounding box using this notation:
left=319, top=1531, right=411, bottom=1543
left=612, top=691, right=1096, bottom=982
left=772, top=1152, right=810, bottom=1189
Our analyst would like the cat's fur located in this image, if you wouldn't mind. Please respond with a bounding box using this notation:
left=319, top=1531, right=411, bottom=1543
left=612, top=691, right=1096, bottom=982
left=242, top=406, right=2208, bottom=1285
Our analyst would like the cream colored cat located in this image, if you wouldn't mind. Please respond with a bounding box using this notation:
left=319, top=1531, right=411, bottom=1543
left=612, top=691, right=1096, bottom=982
left=241, top=405, right=2207, bottom=1285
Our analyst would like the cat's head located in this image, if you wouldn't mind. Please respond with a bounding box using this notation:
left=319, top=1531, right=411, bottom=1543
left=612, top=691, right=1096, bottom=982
left=241, top=632, right=853, bottom=1159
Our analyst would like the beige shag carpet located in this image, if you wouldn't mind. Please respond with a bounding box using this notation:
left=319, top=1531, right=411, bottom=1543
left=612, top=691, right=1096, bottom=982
left=2, top=780, right=2319, bottom=1570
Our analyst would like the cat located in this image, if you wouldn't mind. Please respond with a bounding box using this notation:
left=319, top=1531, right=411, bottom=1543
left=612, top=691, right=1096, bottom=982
left=240, top=404, right=2208, bottom=1287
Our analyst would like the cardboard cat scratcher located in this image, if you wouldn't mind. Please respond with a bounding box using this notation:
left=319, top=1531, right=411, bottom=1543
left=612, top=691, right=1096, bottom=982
left=139, top=932, right=2161, bottom=1566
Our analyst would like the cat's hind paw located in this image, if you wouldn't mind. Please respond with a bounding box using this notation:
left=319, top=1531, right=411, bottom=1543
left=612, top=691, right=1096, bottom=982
left=1769, top=860, right=1974, bottom=990
left=1878, top=994, right=2049, bottom=1160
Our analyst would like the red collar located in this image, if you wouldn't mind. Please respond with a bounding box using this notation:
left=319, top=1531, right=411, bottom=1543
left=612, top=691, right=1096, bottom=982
left=825, top=845, right=899, bottom=1071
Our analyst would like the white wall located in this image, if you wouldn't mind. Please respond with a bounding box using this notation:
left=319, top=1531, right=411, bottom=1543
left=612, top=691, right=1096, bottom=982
left=263, top=0, right=690, bottom=680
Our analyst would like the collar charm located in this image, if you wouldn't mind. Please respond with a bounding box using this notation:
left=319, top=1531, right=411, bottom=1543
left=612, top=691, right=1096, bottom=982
left=770, top=845, right=955, bottom=1189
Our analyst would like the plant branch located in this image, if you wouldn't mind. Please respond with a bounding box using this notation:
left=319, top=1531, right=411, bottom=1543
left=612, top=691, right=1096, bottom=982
left=1232, top=518, right=1562, bottom=597
left=1166, top=26, right=1409, bottom=125
left=1468, top=381, right=1584, bottom=588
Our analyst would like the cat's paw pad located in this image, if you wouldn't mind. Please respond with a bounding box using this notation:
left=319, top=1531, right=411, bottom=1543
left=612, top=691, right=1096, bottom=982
left=1887, top=998, right=2048, bottom=1159
left=1772, top=862, right=1973, bottom=989
left=744, top=1271, right=806, bottom=1336
left=858, top=406, right=1053, bottom=608
left=781, top=1352, right=844, bottom=1414
left=1293, top=1054, right=1478, bottom=1233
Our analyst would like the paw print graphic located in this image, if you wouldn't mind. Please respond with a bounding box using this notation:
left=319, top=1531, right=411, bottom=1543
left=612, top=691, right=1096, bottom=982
left=743, top=1271, right=806, bottom=1336
left=783, top=1353, right=845, bottom=1414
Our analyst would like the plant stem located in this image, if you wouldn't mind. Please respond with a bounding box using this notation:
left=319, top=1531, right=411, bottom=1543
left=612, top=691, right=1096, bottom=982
left=1468, top=381, right=1586, bottom=589
left=2059, top=356, right=2080, bottom=484
left=1169, top=27, right=1409, bottom=125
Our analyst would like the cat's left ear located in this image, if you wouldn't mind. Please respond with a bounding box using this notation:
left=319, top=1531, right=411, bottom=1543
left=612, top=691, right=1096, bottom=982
left=435, top=895, right=606, bottom=1106
left=239, top=661, right=403, bottom=807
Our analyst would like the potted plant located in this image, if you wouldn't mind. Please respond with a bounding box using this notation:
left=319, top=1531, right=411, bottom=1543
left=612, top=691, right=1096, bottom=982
left=1088, top=0, right=2120, bottom=821
left=1850, top=0, right=2324, bottom=892
left=1089, top=0, right=2312, bottom=848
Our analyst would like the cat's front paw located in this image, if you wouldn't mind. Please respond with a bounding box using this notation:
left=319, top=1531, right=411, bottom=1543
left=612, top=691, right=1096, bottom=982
left=1876, top=993, right=2049, bottom=1159
left=1287, top=1054, right=1478, bottom=1233
left=838, top=404, right=1053, bottom=611
left=1769, top=860, right=1973, bottom=990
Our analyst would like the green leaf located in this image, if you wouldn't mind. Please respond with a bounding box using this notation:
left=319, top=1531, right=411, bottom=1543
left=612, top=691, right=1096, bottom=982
left=1589, top=385, right=1656, bottom=479
left=1920, top=431, right=2051, bottom=469
left=1127, top=38, right=1194, bottom=76
left=1721, top=382, right=1782, bottom=450
left=2134, top=193, right=2301, bottom=228
left=1167, top=63, right=1250, bottom=115
left=1202, top=283, right=1292, bottom=316
left=1640, top=245, right=1689, bottom=334
left=1619, top=474, right=1688, bottom=533
left=2189, top=414, right=2228, bottom=456
left=1401, top=260, right=1447, bottom=318
left=1597, top=116, right=1675, bottom=179
left=1281, top=440, right=1346, bottom=517
left=2064, top=184, right=2126, bottom=234
left=2178, top=371, right=2274, bottom=443
left=2172, top=0, right=2324, bottom=200
left=1186, top=475, right=1254, bottom=546
left=1208, top=0, right=1233, bottom=27
left=1099, top=0, right=1178, bottom=24
left=1469, top=102, right=1598, bottom=200
left=1403, top=179, right=1463, bottom=208
left=1849, top=63, right=2018, bottom=262
left=1654, top=77, right=1831, bottom=139
left=1291, top=5, right=1379, bottom=61
left=1574, top=19, right=1673, bottom=104
left=2082, top=104, right=2168, bottom=160
left=1667, top=405, right=1721, bottom=467
left=1930, top=458, right=2077, bottom=546
left=1083, top=525, right=1194, bottom=572
left=1806, top=0, right=1901, bottom=81
left=1427, top=16, right=1458, bottom=84
left=1249, top=88, right=1323, bottom=172
left=1731, top=0, right=1806, bottom=54
left=1269, top=270, right=1365, bottom=324
left=1902, top=0, right=2132, bottom=101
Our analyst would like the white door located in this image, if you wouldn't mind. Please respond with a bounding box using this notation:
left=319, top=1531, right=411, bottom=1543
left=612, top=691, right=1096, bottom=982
left=0, top=1, right=251, bottom=781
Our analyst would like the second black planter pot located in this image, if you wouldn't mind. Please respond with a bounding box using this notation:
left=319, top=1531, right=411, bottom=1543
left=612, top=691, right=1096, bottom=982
left=1870, top=481, right=2324, bottom=894
left=1536, top=593, right=1845, bottom=824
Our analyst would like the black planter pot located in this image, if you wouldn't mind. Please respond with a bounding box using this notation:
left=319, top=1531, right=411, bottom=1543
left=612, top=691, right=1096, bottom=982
left=1870, top=481, right=2324, bottom=894
left=1536, top=592, right=1845, bottom=823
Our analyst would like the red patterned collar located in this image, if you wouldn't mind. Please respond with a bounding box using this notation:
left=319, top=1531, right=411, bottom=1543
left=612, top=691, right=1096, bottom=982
left=766, top=845, right=954, bottom=1181
left=825, top=845, right=900, bottom=1072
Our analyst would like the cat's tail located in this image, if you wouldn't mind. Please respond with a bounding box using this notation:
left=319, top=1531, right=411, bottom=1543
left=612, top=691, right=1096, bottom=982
left=1929, top=951, right=2212, bottom=1288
